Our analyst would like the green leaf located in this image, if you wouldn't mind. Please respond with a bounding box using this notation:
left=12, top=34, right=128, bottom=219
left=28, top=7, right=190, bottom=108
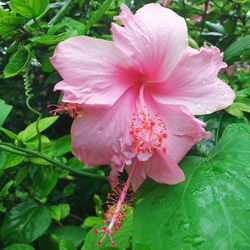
left=62, top=17, right=85, bottom=35
left=68, top=157, right=85, bottom=169
left=83, top=216, right=103, bottom=228
left=15, top=167, right=30, bottom=184
left=25, top=135, right=51, bottom=151
left=0, top=10, right=25, bottom=35
left=3, top=47, right=30, bottom=78
left=51, top=135, right=71, bottom=156
left=52, top=226, right=86, bottom=247
left=31, top=166, right=58, bottom=199
left=0, top=180, right=14, bottom=197
left=0, top=127, right=18, bottom=140
left=205, top=21, right=225, bottom=34
left=49, top=204, right=70, bottom=221
left=59, top=240, right=76, bottom=250
left=1, top=202, right=51, bottom=244
left=10, top=0, right=49, bottom=18
left=226, top=101, right=250, bottom=118
left=188, top=37, right=199, bottom=49
left=63, top=183, right=76, bottom=197
left=3, top=152, right=24, bottom=169
left=3, top=243, right=35, bottom=250
left=31, top=31, right=77, bottom=45
left=0, top=150, right=6, bottom=169
left=82, top=208, right=133, bottom=250
left=18, top=116, right=59, bottom=142
left=0, top=100, right=12, bottom=127
left=48, top=0, right=72, bottom=26
left=133, top=124, right=250, bottom=249
left=39, top=226, right=86, bottom=249
left=84, top=0, right=113, bottom=34
left=224, top=35, right=250, bottom=64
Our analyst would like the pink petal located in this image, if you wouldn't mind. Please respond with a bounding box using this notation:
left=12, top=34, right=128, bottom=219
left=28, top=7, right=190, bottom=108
left=112, top=3, right=188, bottom=82
left=141, top=152, right=185, bottom=185
left=51, top=36, right=140, bottom=108
left=145, top=91, right=210, bottom=163
left=71, top=86, right=138, bottom=167
left=150, top=46, right=235, bottom=115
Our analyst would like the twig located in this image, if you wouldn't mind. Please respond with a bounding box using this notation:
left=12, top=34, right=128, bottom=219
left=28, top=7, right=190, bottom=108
left=0, top=142, right=107, bottom=181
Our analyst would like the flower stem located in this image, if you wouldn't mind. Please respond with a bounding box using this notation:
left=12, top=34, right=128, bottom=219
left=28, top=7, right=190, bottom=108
left=107, top=159, right=138, bottom=230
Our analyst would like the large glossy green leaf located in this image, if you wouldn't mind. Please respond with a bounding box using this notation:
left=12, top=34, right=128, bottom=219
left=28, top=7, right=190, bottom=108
left=10, top=0, right=49, bottom=18
left=1, top=202, right=51, bottom=245
left=133, top=124, right=250, bottom=250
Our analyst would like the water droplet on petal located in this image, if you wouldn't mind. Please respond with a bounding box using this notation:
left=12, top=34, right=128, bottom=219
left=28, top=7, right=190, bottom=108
left=206, top=109, right=211, bottom=114
left=218, top=83, right=222, bottom=89
left=125, top=160, right=132, bottom=166
left=196, top=104, right=201, bottom=108
left=224, top=93, right=228, bottom=97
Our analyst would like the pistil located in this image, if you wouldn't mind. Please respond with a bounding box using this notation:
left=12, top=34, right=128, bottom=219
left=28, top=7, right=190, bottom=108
left=95, top=159, right=138, bottom=247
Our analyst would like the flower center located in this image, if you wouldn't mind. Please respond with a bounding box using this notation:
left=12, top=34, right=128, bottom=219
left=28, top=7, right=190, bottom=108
left=129, top=109, right=167, bottom=161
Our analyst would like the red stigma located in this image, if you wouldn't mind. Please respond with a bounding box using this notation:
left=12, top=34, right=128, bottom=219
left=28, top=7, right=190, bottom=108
left=48, top=103, right=84, bottom=118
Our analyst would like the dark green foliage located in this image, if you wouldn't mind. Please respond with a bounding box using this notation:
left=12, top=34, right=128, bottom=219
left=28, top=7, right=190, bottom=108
left=0, top=0, right=249, bottom=249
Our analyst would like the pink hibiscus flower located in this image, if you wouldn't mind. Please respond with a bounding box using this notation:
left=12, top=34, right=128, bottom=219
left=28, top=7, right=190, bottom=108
left=51, top=3, right=234, bottom=189
left=51, top=3, right=235, bottom=245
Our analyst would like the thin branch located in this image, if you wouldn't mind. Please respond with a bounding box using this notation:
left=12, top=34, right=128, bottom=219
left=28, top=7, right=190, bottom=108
left=200, top=1, right=210, bottom=35
left=32, top=17, right=44, bottom=33
left=0, top=142, right=107, bottom=181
